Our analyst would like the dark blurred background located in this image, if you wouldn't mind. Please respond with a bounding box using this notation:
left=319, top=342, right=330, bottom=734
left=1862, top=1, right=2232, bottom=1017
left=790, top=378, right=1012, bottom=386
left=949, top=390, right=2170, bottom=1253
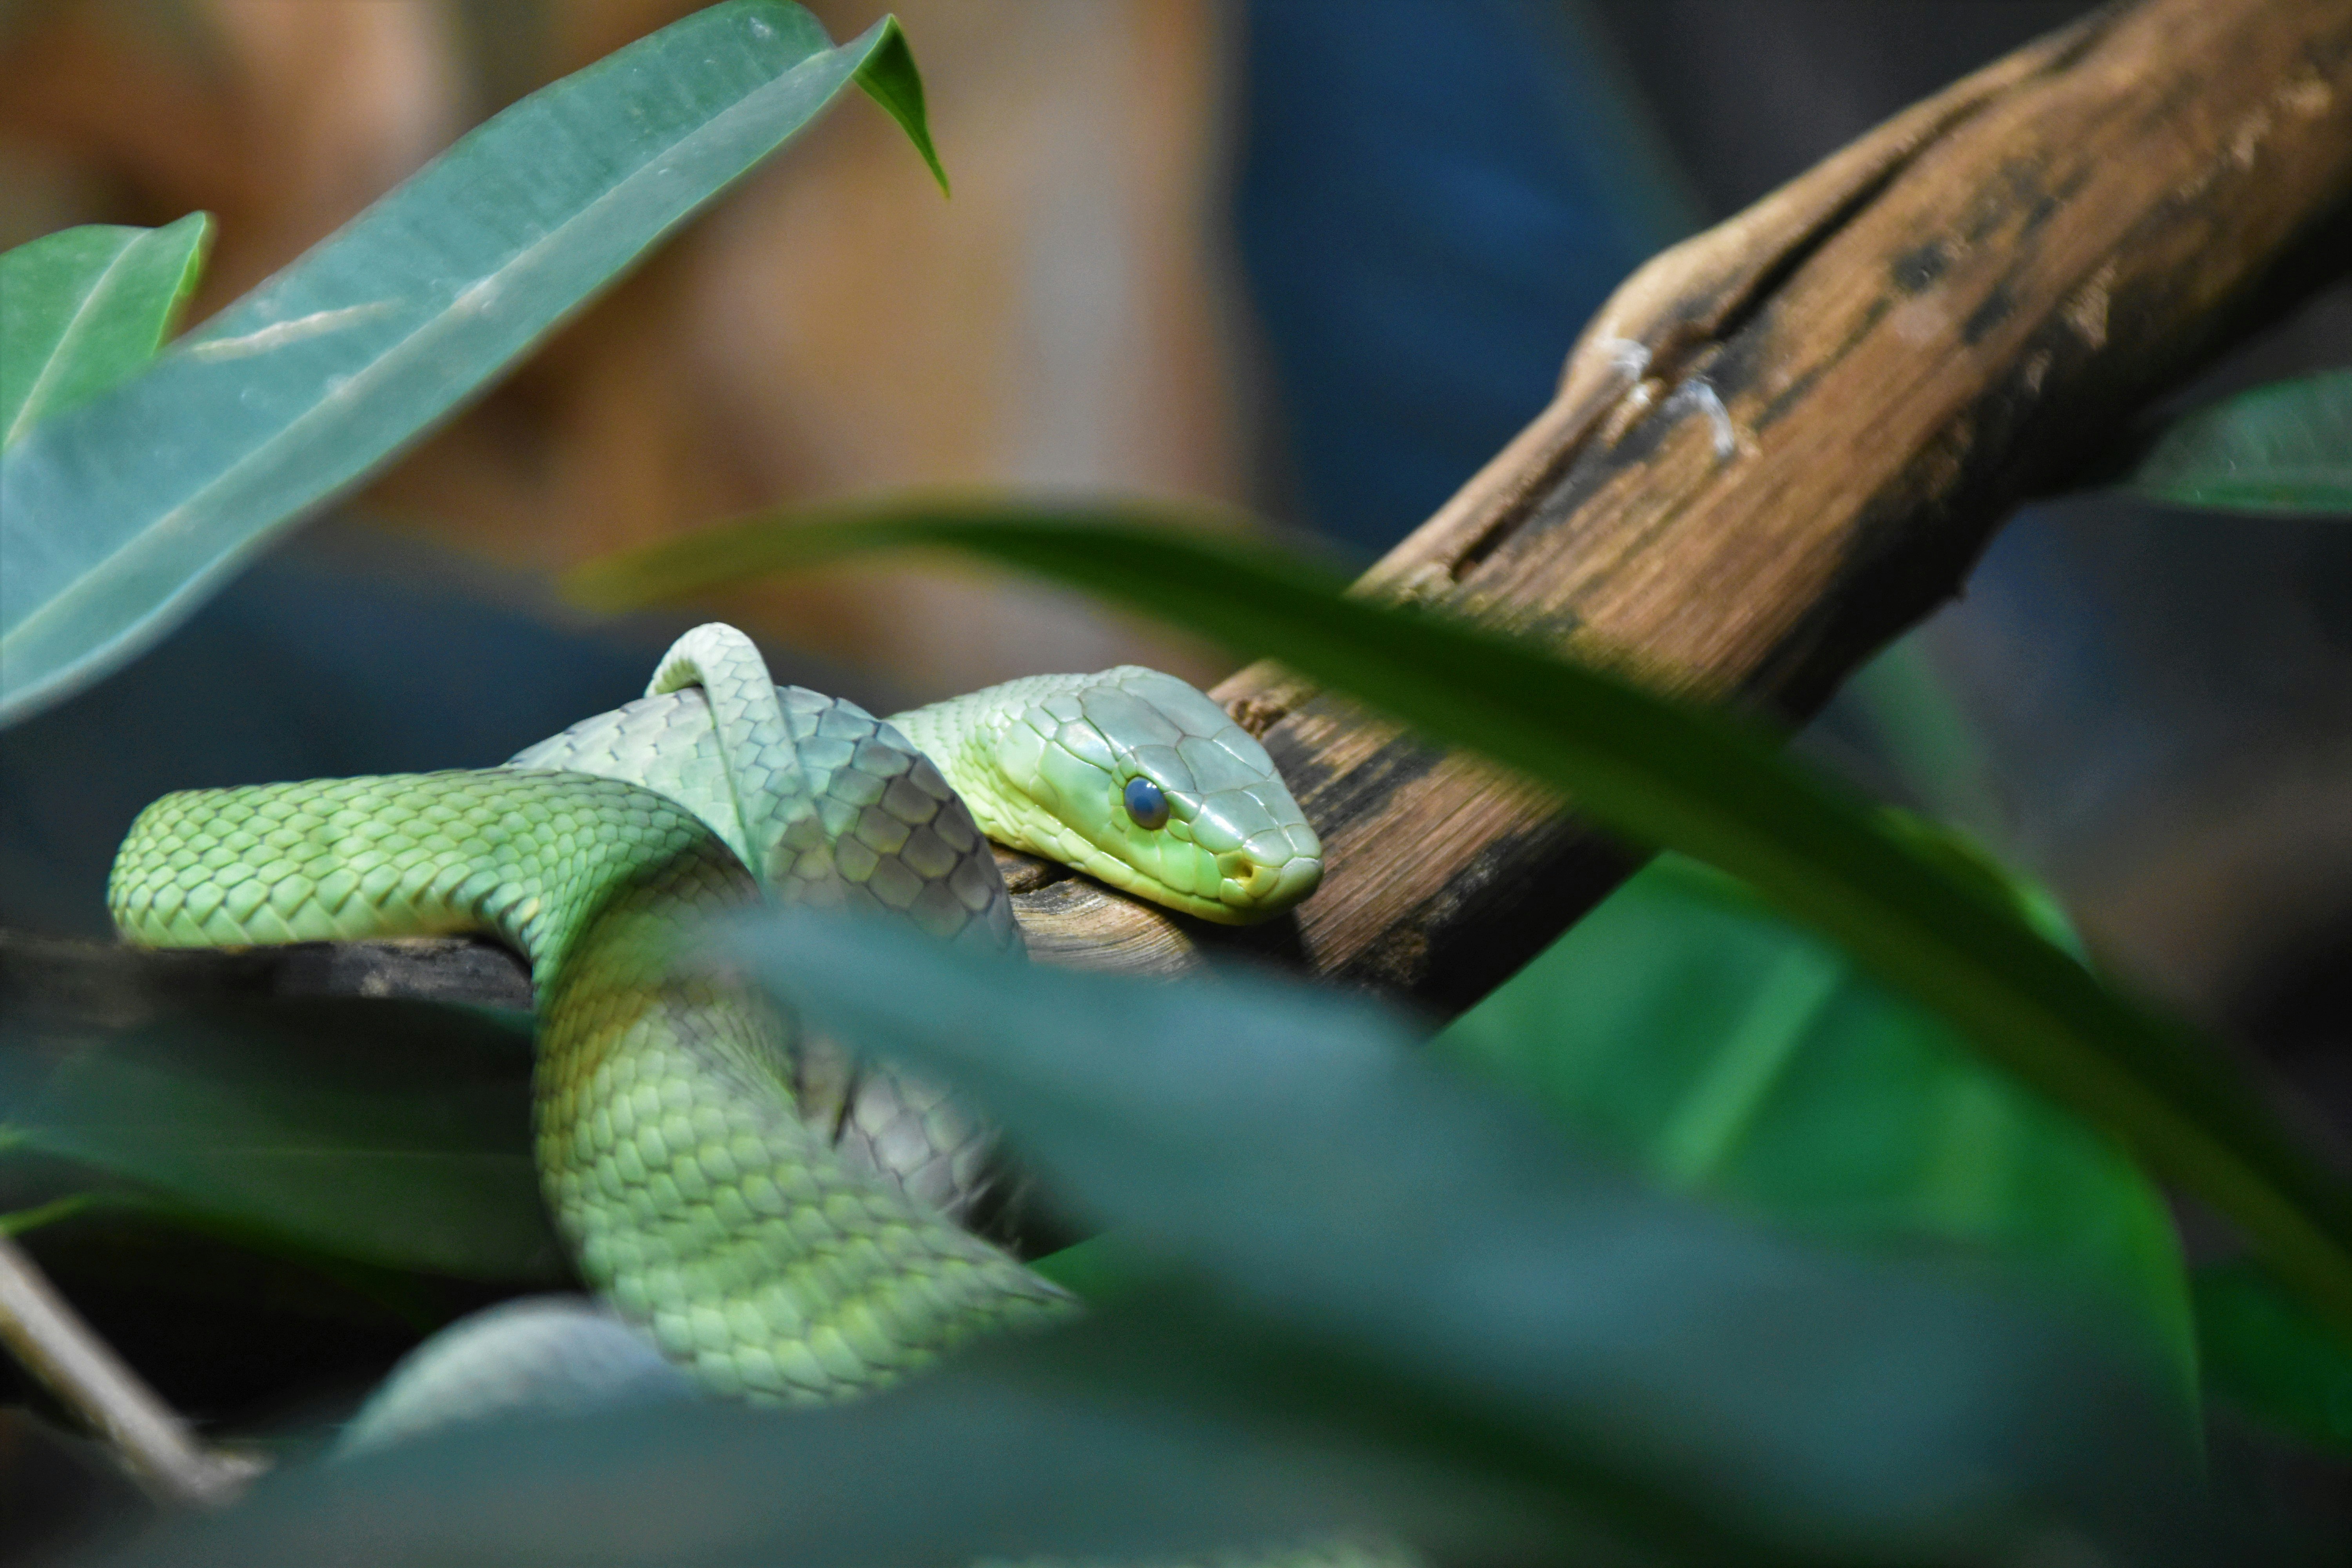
left=1, top=3, right=2348, bottom=1543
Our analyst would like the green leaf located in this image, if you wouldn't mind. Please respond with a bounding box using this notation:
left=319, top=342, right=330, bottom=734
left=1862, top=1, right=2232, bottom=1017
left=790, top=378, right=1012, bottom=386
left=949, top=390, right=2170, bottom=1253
left=705, top=908, right=2212, bottom=1564
left=853, top=16, right=949, bottom=196
left=566, top=498, right=2352, bottom=1337
left=2194, top=1259, right=2352, bottom=1453
left=0, top=997, right=559, bottom=1281
left=0, top=1191, right=99, bottom=1237
left=0, top=2, right=936, bottom=727
left=0, top=214, right=212, bottom=448
left=2119, top=369, right=2352, bottom=514
left=1835, top=636, right=2005, bottom=834
left=1027, top=1231, right=1151, bottom=1301
left=106, top=1342, right=1544, bottom=1568
left=1439, top=851, right=2195, bottom=1397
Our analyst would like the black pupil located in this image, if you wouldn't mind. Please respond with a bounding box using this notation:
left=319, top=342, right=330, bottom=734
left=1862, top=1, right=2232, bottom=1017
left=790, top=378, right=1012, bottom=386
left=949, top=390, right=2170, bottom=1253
left=1123, top=776, right=1168, bottom=828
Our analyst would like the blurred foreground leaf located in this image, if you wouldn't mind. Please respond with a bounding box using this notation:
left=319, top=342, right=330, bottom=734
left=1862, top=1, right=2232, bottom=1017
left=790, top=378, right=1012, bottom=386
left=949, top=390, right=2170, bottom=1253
left=2194, top=1260, right=2352, bottom=1454
left=0, top=1193, right=98, bottom=1238
left=107, top=911, right=2225, bottom=1567
left=0, top=2, right=936, bottom=725
left=568, top=500, right=2352, bottom=1335
left=0, top=998, right=557, bottom=1283
left=709, top=910, right=2212, bottom=1565
left=1441, top=851, right=2195, bottom=1396
left=98, top=1342, right=1534, bottom=1568
left=2120, top=369, right=2352, bottom=514
left=0, top=215, right=211, bottom=447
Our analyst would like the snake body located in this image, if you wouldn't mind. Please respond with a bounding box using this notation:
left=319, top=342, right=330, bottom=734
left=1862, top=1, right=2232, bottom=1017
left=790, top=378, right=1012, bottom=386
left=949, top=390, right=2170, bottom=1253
left=107, top=627, right=1323, bottom=1412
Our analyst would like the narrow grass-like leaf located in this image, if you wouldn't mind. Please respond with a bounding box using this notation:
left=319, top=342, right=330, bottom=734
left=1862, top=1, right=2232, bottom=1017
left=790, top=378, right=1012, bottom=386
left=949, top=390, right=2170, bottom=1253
left=711, top=908, right=2213, bottom=1565
left=0, top=214, right=212, bottom=447
left=2120, top=369, right=2352, bottom=514
left=1440, top=850, right=2195, bottom=1399
left=568, top=499, right=2352, bottom=1333
left=0, top=998, right=557, bottom=1281
left=0, top=1192, right=100, bottom=1237
left=0, top=3, right=936, bottom=726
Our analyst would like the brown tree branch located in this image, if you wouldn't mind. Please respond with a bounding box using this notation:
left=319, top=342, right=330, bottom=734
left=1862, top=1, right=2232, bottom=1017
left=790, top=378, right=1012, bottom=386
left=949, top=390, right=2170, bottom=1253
left=1007, top=0, right=2352, bottom=1010
left=0, top=1234, right=266, bottom=1509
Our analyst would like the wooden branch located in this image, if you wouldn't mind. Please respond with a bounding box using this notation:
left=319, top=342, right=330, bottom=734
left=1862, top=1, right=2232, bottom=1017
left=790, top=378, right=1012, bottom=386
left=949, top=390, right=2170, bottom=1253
left=18, top=0, right=2351, bottom=1023
left=1009, top=0, right=2352, bottom=1011
left=0, top=1234, right=267, bottom=1508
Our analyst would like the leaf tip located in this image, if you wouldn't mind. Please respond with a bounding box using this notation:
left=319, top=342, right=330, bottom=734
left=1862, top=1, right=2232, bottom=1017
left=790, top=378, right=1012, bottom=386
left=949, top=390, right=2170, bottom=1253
left=158, top=211, right=218, bottom=342
left=855, top=16, right=949, bottom=198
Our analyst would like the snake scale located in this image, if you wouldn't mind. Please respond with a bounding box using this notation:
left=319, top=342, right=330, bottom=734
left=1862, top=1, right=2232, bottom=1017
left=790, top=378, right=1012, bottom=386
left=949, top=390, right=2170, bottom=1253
left=107, top=626, right=1375, bottom=1548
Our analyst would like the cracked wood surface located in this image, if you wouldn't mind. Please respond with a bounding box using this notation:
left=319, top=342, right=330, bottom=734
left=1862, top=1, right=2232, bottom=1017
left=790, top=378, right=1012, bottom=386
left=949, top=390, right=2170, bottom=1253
left=1005, top=0, right=2352, bottom=1013
left=40, top=0, right=2352, bottom=1020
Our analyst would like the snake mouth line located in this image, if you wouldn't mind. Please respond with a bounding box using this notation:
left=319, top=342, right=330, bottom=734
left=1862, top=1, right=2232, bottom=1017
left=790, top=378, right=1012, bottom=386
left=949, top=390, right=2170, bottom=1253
left=989, top=844, right=1074, bottom=897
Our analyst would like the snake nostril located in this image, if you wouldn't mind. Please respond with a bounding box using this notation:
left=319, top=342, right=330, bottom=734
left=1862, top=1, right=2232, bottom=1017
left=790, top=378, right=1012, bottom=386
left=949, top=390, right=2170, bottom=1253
left=1233, top=857, right=1285, bottom=902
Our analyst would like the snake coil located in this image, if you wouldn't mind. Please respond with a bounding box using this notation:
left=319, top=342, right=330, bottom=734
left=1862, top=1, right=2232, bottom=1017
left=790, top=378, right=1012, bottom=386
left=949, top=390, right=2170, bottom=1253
left=111, top=626, right=1320, bottom=1411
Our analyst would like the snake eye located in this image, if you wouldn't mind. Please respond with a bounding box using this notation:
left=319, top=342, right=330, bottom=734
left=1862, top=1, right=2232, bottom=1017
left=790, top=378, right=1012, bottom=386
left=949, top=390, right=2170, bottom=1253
left=1122, top=775, right=1169, bottom=831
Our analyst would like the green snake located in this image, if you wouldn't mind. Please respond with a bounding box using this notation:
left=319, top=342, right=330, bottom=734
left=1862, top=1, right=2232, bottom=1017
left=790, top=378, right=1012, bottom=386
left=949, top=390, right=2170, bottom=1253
left=106, top=625, right=1324, bottom=1435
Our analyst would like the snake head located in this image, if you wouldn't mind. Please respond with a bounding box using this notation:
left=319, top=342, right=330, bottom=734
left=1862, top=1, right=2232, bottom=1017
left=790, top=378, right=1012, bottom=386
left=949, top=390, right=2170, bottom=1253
left=932, top=667, right=1323, bottom=924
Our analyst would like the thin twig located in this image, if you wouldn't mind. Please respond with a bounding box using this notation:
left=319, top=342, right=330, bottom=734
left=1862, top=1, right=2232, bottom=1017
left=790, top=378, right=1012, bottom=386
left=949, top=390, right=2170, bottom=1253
left=0, top=1233, right=268, bottom=1508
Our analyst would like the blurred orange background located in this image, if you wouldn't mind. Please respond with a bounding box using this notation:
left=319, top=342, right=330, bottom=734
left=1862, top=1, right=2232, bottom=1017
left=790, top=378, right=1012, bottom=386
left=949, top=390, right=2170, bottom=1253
left=0, top=0, right=1251, bottom=698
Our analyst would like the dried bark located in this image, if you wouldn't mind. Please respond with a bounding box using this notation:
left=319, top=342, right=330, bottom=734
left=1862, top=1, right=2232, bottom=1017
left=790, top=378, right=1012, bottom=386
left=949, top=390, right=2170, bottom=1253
left=1009, top=0, right=2352, bottom=1012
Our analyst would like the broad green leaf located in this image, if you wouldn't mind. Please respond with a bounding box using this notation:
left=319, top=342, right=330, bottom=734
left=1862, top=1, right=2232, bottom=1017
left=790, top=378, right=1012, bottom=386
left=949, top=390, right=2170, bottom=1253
left=0, top=997, right=558, bottom=1281
left=104, top=1338, right=1551, bottom=1568
left=2194, top=1260, right=2352, bottom=1453
left=2120, top=369, right=2352, bottom=514
left=1439, top=851, right=2194, bottom=1396
left=704, top=908, right=2212, bottom=1565
left=91, top=916, right=2220, bottom=1566
left=0, top=3, right=939, bottom=726
left=566, top=499, right=2352, bottom=1335
left=0, top=214, right=212, bottom=447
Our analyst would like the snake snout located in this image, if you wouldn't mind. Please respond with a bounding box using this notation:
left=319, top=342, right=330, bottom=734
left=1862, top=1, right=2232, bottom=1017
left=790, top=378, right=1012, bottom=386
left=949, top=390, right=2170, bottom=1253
left=1259, top=853, right=1324, bottom=908
left=1220, top=848, right=1323, bottom=915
